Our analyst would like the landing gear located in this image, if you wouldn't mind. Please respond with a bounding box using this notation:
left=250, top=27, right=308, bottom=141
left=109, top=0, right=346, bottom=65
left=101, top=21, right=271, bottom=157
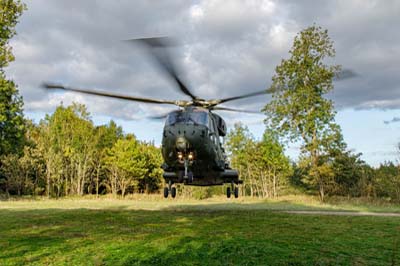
left=227, top=187, right=231, bottom=198
left=226, top=181, right=239, bottom=198
left=183, top=172, right=193, bottom=184
left=164, top=180, right=177, bottom=199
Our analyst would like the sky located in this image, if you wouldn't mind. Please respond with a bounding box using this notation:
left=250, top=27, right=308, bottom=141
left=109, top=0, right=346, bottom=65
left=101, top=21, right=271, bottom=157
left=5, top=0, right=400, bottom=166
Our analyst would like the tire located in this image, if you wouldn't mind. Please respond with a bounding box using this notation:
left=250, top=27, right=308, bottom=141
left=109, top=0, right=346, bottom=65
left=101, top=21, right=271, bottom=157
left=234, top=187, right=239, bottom=198
left=163, top=187, right=169, bottom=198
left=171, top=187, right=176, bottom=198
left=227, top=187, right=231, bottom=198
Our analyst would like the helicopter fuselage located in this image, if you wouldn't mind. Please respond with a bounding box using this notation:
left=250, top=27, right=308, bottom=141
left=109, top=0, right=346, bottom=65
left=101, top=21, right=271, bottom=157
left=161, top=107, right=240, bottom=186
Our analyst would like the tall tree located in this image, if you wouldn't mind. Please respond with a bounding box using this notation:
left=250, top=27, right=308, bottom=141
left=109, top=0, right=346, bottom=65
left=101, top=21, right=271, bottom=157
left=225, top=123, right=291, bottom=198
left=137, top=141, right=163, bottom=193
left=91, top=121, right=123, bottom=197
left=104, top=135, right=147, bottom=197
left=0, top=0, right=26, bottom=156
left=38, top=104, right=96, bottom=197
left=263, top=25, right=344, bottom=201
left=374, top=162, right=400, bottom=202
left=259, top=130, right=291, bottom=197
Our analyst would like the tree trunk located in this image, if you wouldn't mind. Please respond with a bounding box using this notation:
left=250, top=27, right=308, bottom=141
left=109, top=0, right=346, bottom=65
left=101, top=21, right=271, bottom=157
left=96, top=165, right=100, bottom=198
left=46, top=165, right=51, bottom=198
left=248, top=166, right=254, bottom=197
left=319, top=179, right=325, bottom=202
left=273, top=168, right=277, bottom=198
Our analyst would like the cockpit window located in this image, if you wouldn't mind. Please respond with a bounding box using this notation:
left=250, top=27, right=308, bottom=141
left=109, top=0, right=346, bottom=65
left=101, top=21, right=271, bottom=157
left=166, top=111, right=185, bottom=125
left=165, top=110, right=209, bottom=126
left=187, top=111, right=208, bottom=125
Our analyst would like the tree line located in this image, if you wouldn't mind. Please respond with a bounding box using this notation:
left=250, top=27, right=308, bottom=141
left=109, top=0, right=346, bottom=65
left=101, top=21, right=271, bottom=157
left=225, top=122, right=400, bottom=202
left=0, top=103, right=163, bottom=197
left=1, top=1, right=400, bottom=201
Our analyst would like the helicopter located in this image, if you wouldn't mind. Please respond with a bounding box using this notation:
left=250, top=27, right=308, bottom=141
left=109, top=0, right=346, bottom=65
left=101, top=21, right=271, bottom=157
left=43, top=37, right=272, bottom=198
left=43, top=37, right=353, bottom=198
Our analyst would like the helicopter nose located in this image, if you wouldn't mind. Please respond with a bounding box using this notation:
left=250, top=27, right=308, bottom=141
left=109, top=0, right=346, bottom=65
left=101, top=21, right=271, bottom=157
left=176, top=136, right=188, bottom=151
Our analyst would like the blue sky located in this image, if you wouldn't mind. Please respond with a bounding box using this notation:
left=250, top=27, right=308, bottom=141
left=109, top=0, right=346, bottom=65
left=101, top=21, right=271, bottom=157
left=25, top=108, right=400, bottom=167
left=7, top=0, right=400, bottom=167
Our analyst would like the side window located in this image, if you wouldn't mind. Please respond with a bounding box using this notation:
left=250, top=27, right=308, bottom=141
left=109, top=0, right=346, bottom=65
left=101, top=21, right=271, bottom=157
left=208, top=118, right=217, bottom=145
left=208, top=116, right=214, bottom=134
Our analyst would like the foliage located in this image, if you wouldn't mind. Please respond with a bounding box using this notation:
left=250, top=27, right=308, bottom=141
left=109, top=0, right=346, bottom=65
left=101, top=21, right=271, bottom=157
left=0, top=0, right=26, bottom=68
left=0, top=0, right=26, bottom=156
left=0, top=145, right=43, bottom=195
left=136, top=141, right=163, bottom=193
left=225, top=123, right=292, bottom=197
left=1, top=103, right=163, bottom=197
left=374, top=161, right=400, bottom=202
left=263, top=25, right=344, bottom=201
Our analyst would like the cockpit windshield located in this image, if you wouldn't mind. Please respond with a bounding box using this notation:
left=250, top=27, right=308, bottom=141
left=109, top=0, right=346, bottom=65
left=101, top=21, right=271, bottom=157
left=166, top=110, right=209, bottom=126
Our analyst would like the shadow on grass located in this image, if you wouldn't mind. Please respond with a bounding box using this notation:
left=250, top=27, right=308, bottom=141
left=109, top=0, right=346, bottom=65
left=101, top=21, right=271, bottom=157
left=0, top=203, right=400, bottom=266
left=157, top=199, right=369, bottom=213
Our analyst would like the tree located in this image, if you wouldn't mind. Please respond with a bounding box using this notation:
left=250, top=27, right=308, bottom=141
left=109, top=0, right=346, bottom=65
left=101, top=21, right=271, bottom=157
left=225, top=123, right=291, bottom=198
left=36, top=104, right=97, bottom=197
left=259, top=130, right=292, bottom=197
left=137, top=141, right=163, bottom=193
left=0, top=144, right=43, bottom=196
left=263, top=25, right=344, bottom=201
left=374, top=162, right=400, bottom=202
left=104, top=135, right=147, bottom=197
left=225, top=123, right=255, bottom=196
left=331, top=150, right=366, bottom=197
left=0, top=0, right=26, bottom=156
left=91, top=121, right=123, bottom=197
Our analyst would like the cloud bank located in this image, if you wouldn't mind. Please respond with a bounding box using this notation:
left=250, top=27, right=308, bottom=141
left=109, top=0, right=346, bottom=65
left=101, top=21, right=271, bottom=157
left=5, top=0, right=400, bottom=122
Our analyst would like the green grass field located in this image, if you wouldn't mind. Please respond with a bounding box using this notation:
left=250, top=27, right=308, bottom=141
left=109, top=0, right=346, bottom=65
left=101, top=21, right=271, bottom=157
left=0, top=196, right=399, bottom=265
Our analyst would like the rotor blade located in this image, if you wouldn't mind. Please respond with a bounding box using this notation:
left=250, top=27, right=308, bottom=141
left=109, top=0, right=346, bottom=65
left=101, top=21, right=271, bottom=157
left=125, top=37, right=198, bottom=100
left=147, top=113, right=169, bottom=120
left=212, top=106, right=261, bottom=114
left=43, top=83, right=178, bottom=105
left=215, top=89, right=272, bottom=105
left=334, top=69, right=358, bottom=81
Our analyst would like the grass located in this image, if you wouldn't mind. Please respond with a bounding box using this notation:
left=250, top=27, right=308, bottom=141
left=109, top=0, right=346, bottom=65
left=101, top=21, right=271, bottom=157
left=0, top=196, right=399, bottom=265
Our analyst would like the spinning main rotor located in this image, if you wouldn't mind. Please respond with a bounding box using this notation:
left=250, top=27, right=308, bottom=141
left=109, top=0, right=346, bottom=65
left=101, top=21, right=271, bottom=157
left=43, top=37, right=355, bottom=115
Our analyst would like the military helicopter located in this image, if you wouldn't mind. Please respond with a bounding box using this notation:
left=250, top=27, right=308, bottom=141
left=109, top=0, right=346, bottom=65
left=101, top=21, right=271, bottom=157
left=43, top=37, right=353, bottom=199
left=43, top=37, right=272, bottom=198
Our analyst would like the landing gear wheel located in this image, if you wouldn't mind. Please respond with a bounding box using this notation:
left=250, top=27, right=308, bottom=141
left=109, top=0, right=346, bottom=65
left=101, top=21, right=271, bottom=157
left=171, top=187, right=176, bottom=198
left=163, top=187, right=169, bottom=198
left=227, top=187, right=231, bottom=198
left=234, top=186, right=239, bottom=198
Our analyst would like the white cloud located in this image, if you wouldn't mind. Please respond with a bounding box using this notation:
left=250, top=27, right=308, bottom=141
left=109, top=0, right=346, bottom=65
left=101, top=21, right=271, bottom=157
left=4, top=0, right=400, bottom=122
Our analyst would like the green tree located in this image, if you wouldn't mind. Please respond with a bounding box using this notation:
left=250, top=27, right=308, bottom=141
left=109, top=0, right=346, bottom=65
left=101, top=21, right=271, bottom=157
left=37, top=104, right=96, bottom=197
left=331, top=150, right=366, bottom=197
left=263, top=25, right=344, bottom=201
left=137, top=141, right=163, bottom=193
left=0, top=0, right=26, bottom=156
left=225, top=123, right=255, bottom=196
left=0, top=145, right=41, bottom=196
left=225, top=123, right=291, bottom=198
left=104, top=135, right=147, bottom=197
left=225, top=122, right=254, bottom=170
left=374, top=162, right=400, bottom=202
left=259, top=130, right=292, bottom=197
left=91, top=121, right=123, bottom=197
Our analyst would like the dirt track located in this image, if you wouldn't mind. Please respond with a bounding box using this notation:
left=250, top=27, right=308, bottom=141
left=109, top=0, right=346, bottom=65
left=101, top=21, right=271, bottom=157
left=285, top=210, right=400, bottom=217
